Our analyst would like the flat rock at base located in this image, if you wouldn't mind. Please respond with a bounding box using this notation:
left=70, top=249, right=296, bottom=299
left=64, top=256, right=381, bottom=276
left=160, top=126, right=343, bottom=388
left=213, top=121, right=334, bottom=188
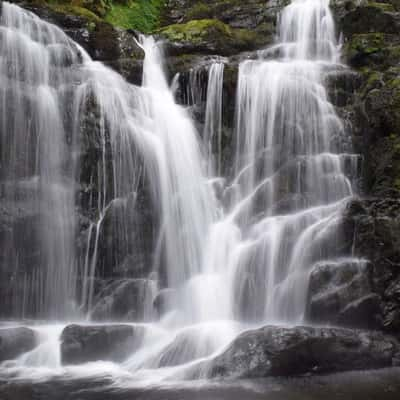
left=206, top=325, right=400, bottom=379
left=60, top=324, right=144, bottom=365
left=0, top=327, right=37, bottom=361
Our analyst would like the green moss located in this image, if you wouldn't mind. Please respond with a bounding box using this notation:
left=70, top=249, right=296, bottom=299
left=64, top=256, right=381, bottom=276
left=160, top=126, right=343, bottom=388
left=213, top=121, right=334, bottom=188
left=50, top=3, right=102, bottom=22
left=367, top=1, right=395, bottom=12
left=158, top=18, right=262, bottom=53
left=362, top=70, right=383, bottom=94
left=347, top=33, right=385, bottom=55
left=345, top=32, right=400, bottom=71
left=104, top=0, right=163, bottom=33
left=159, top=19, right=231, bottom=43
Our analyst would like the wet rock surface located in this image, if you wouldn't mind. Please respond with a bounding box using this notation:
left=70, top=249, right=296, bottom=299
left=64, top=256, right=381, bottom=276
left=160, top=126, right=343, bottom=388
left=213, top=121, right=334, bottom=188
left=306, top=260, right=381, bottom=329
left=343, top=198, right=400, bottom=332
left=60, top=324, right=144, bottom=364
left=206, top=325, right=400, bottom=379
left=0, top=327, right=37, bottom=362
left=90, top=279, right=155, bottom=321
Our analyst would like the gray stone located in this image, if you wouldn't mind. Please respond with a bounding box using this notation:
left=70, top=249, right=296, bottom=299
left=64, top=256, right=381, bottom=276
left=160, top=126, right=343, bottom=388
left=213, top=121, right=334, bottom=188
left=60, top=324, right=144, bottom=364
left=90, top=279, right=156, bottom=321
left=306, top=259, right=382, bottom=328
left=0, top=327, right=37, bottom=362
left=205, top=325, right=399, bottom=379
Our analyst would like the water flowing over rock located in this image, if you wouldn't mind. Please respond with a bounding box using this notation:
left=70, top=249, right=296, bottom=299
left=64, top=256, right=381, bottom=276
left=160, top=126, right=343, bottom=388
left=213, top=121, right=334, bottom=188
left=205, top=325, right=400, bottom=379
left=0, top=327, right=37, bottom=362
left=90, top=279, right=156, bottom=321
left=61, top=324, right=144, bottom=364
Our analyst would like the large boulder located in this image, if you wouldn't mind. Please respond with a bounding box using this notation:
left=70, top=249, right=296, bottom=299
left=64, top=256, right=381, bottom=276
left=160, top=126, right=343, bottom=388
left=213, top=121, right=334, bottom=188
left=206, top=325, right=400, bottom=379
left=60, top=324, right=144, bottom=364
left=306, top=259, right=381, bottom=329
left=0, top=327, right=37, bottom=362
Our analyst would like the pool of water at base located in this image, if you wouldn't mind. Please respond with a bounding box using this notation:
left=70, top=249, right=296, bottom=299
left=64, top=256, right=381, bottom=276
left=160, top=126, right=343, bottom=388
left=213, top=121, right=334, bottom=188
left=0, top=368, right=399, bottom=400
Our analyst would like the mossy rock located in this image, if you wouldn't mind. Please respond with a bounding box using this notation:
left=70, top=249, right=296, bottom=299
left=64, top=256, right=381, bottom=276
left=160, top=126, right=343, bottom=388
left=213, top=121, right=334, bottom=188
left=186, top=2, right=213, bottom=20
left=367, top=133, right=400, bottom=194
left=49, top=3, right=102, bottom=22
left=339, top=1, right=400, bottom=36
left=27, top=0, right=106, bottom=21
left=344, top=33, right=400, bottom=68
left=26, top=0, right=164, bottom=33
left=158, top=19, right=270, bottom=56
left=162, top=0, right=283, bottom=32
left=70, top=0, right=111, bottom=17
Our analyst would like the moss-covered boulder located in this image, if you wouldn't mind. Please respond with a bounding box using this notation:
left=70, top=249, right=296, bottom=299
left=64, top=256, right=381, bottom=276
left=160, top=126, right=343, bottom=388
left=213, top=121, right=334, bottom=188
left=20, top=0, right=165, bottom=32
left=333, top=0, right=400, bottom=36
left=335, top=1, right=400, bottom=196
left=163, top=0, right=283, bottom=31
left=159, top=18, right=270, bottom=56
left=344, top=33, right=400, bottom=68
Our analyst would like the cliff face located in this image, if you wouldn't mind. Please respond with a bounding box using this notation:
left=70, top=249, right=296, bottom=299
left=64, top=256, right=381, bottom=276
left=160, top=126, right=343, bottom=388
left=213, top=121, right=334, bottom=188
left=0, top=0, right=400, bottom=335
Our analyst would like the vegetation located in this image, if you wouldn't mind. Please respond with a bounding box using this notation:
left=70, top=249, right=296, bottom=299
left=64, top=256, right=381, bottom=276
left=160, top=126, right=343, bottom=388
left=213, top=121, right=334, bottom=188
left=104, top=0, right=163, bottom=33
left=30, top=0, right=164, bottom=32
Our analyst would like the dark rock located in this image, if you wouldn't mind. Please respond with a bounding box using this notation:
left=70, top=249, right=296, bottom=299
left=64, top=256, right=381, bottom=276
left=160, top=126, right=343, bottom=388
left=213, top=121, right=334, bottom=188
left=343, top=198, right=400, bottom=333
left=0, top=196, right=42, bottom=318
left=95, top=194, right=155, bottom=280
left=0, top=327, right=37, bottom=361
left=338, top=293, right=382, bottom=327
left=163, top=0, right=283, bottom=32
left=336, top=1, right=400, bottom=197
left=334, top=1, right=400, bottom=36
left=206, top=325, right=400, bottom=379
left=90, top=279, right=156, bottom=321
left=306, top=259, right=382, bottom=329
left=60, top=324, right=144, bottom=364
left=153, top=288, right=176, bottom=316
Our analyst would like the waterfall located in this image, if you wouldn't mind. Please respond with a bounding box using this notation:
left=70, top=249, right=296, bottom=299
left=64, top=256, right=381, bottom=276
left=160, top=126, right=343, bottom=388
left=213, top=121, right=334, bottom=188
left=0, top=2, right=216, bottom=319
left=203, top=62, right=224, bottom=176
left=0, top=0, right=361, bottom=382
left=0, top=2, right=82, bottom=318
left=222, top=0, right=358, bottom=323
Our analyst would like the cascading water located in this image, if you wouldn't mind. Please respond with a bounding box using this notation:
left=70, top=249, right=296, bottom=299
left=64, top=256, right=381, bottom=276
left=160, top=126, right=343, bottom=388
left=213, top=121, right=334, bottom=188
left=0, top=0, right=362, bottom=384
left=0, top=2, right=81, bottom=318
left=203, top=62, right=225, bottom=175
left=226, top=0, right=359, bottom=322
